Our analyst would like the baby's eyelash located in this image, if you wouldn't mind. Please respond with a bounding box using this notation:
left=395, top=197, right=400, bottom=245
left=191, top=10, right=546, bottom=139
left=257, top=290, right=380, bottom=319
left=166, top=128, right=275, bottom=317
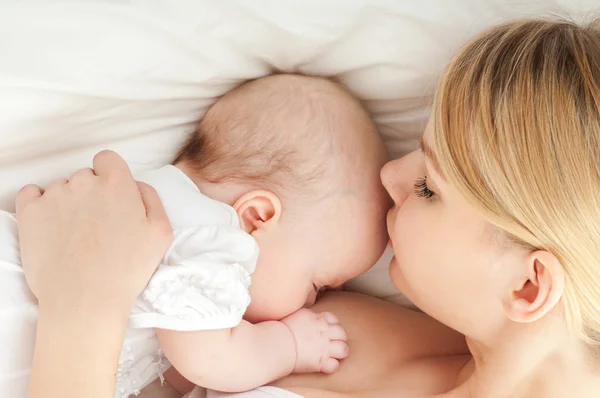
left=414, top=177, right=435, bottom=199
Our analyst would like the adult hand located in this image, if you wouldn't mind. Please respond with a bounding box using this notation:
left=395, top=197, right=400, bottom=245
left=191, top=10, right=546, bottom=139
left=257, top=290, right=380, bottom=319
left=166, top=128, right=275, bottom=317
left=16, top=150, right=173, bottom=398
left=16, top=150, right=172, bottom=317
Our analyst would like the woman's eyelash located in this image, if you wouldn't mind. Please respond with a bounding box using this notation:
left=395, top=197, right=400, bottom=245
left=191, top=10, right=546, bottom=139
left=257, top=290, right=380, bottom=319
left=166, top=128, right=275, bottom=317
left=414, top=177, right=435, bottom=199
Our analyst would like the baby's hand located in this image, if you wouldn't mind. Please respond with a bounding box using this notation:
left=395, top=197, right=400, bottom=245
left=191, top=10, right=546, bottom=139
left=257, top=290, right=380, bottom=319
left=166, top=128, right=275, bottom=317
left=281, top=309, right=348, bottom=374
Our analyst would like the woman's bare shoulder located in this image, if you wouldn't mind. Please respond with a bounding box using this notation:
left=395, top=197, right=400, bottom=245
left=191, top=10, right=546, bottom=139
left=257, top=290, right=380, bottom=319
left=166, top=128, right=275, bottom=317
left=273, top=292, right=468, bottom=395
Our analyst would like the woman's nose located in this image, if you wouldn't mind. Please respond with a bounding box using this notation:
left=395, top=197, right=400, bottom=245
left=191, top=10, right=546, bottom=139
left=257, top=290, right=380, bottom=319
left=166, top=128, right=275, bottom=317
left=380, top=151, right=420, bottom=206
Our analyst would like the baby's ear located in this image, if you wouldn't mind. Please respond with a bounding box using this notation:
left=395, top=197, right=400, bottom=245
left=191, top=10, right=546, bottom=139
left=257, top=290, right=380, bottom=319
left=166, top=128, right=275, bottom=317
left=232, top=190, right=282, bottom=234
left=503, top=250, right=565, bottom=324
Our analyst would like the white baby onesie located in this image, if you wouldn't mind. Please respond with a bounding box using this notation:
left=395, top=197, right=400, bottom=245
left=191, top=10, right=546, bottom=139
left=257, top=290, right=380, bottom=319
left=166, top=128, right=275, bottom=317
left=0, top=165, right=259, bottom=398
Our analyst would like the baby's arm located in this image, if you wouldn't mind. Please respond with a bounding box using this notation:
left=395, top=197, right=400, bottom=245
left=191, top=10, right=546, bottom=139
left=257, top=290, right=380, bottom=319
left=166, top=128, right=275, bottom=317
left=158, top=320, right=294, bottom=392
left=157, top=309, right=347, bottom=393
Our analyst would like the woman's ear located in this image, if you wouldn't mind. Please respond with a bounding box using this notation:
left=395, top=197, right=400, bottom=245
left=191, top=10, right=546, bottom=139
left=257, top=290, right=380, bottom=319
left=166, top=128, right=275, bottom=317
left=232, top=190, right=282, bottom=234
left=504, top=250, right=565, bottom=323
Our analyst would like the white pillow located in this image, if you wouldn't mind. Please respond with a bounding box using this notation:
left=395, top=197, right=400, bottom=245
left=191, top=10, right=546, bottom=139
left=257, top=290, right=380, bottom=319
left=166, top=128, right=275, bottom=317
left=1, top=0, right=598, bottom=304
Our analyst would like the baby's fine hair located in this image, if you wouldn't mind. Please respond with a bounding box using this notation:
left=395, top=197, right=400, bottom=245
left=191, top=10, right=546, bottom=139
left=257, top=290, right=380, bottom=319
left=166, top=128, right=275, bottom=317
left=173, top=73, right=379, bottom=198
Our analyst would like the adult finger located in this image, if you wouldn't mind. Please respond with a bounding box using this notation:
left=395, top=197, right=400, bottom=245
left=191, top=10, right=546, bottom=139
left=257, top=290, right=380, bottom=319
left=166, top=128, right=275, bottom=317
left=136, top=182, right=172, bottom=231
left=15, top=184, right=44, bottom=214
left=328, top=341, right=349, bottom=359
left=46, top=178, right=69, bottom=190
left=69, top=167, right=96, bottom=181
left=327, top=325, right=347, bottom=341
left=92, top=150, right=133, bottom=179
left=320, top=358, right=340, bottom=375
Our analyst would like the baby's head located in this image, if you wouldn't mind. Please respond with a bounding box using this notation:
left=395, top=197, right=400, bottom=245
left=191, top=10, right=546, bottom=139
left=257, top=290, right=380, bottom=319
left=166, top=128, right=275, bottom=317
left=175, top=74, right=389, bottom=322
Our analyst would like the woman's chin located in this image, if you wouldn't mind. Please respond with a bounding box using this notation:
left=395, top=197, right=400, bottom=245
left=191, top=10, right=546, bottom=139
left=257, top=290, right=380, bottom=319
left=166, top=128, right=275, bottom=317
left=388, top=257, right=420, bottom=309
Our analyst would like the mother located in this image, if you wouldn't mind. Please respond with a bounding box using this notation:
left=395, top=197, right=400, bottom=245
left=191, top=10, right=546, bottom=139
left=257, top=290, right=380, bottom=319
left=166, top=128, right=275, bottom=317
left=192, top=18, right=600, bottom=398
left=23, top=18, right=600, bottom=398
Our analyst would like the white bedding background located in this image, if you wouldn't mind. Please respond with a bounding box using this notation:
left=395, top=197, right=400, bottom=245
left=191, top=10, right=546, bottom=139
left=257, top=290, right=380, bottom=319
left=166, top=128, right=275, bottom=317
left=0, top=0, right=598, bottom=305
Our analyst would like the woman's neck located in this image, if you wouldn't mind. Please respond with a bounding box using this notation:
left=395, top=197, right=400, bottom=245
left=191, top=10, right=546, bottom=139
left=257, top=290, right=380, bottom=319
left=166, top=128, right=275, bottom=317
left=449, top=320, right=600, bottom=398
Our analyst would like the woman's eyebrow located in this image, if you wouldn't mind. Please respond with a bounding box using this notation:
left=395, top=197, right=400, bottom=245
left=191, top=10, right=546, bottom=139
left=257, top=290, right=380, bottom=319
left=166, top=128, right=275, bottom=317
left=419, top=137, right=445, bottom=179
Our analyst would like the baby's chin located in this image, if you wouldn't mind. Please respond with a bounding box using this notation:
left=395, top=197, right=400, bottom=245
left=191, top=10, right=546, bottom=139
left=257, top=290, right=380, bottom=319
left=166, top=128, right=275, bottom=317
left=243, top=307, right=271, bottom=324
left=243, top=302, right=292, bottom=323
left=388, top=255, right=405, bottom=292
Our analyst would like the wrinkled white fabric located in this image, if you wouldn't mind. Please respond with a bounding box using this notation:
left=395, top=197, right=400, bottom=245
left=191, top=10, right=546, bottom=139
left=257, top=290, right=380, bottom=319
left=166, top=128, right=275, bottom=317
left=0, top=212, right=34, bottom=398
left=0, top=165, right=259, bottom=398
left=0, top=0, right=597, bottom=312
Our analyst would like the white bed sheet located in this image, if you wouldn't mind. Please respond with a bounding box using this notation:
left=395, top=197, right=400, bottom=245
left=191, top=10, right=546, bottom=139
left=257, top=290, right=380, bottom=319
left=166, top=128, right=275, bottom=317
left=1, top=0, right=598, bottom=306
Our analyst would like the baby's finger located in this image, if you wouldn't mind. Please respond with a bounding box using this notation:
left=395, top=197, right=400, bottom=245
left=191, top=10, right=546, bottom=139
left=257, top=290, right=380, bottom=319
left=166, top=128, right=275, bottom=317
left=319, top=312, right=339, bottom=325
left=327, top=324, right=348, bottom=341
left=328, top=341, right=349, bottom=359
left=320, top=358, right=340, bottom=374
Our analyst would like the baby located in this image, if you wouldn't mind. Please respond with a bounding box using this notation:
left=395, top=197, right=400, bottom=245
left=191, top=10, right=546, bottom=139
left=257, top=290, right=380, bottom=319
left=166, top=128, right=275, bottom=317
left=134, top=74, right=389, bottom=396
left=0, top=74, right=389, bottom=398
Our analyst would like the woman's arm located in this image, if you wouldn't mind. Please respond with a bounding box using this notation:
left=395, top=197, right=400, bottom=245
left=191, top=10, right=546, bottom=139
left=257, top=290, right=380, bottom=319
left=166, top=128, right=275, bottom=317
left=28, top=307, right=130, bottom=398
left=16, top=151, right=173, bottom=398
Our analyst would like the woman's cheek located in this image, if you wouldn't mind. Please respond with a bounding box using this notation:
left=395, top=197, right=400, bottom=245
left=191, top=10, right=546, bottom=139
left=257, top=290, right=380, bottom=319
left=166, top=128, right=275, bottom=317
left=393, top=198, right=427, bottom=253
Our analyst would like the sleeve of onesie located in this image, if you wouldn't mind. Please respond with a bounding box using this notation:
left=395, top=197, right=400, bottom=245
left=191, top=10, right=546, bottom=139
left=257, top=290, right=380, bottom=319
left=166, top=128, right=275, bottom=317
left=128, top=224, right=259, bottom=332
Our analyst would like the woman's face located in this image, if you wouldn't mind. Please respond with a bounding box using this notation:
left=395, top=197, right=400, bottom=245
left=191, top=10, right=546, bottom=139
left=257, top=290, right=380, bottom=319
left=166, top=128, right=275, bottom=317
left=381, top=121, right=523, bottom=338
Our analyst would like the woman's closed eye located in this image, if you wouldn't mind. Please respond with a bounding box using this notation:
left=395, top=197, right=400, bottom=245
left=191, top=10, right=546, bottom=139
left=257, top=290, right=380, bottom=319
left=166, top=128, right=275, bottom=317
left=414, top=177, right=436, bottom=200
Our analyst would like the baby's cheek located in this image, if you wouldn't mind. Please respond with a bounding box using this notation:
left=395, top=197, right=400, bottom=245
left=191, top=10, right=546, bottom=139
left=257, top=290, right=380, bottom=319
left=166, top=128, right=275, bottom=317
left=268, top=291, right=308, bottom=319
left=243, top=300, right=274, bottom=323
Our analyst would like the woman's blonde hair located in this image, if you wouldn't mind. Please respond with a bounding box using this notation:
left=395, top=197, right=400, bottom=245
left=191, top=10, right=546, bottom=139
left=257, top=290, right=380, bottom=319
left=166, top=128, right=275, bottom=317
left=433, top=19, right=600, bottom=348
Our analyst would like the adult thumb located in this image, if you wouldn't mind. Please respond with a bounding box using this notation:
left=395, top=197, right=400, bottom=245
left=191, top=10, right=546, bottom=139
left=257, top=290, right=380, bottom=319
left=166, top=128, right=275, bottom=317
left=136, top=181, right=172, bottom=236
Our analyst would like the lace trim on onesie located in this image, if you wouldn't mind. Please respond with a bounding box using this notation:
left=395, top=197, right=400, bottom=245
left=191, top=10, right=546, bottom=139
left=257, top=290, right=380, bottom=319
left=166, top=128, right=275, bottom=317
left=115, top=329, right=171, bottom=398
